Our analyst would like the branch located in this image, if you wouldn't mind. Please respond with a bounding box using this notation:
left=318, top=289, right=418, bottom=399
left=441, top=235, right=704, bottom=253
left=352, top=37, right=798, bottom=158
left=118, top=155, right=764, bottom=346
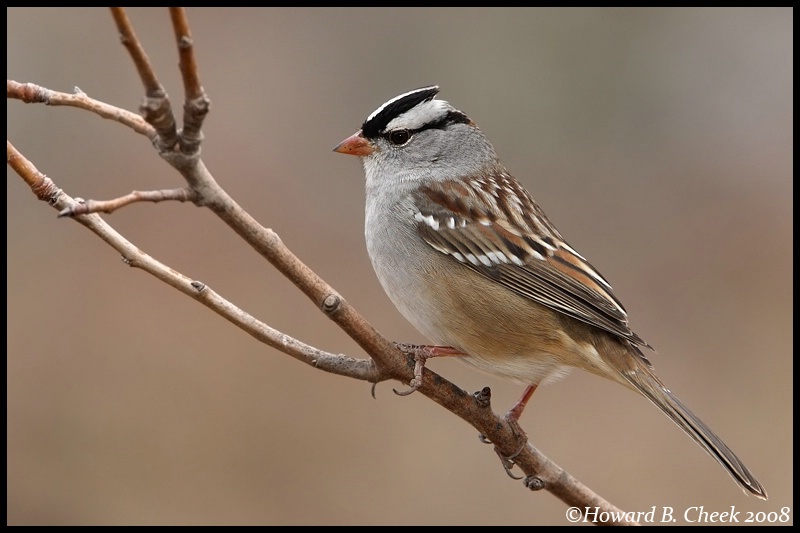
left=7, top=80, right=155, bottom=138
left=169, top=7, right=209, bottom=154
left=56, top=187, right=197, bottom=217
left=7, top=140, right=381, bottom=385
left=110, top=6, right=179, bottom=151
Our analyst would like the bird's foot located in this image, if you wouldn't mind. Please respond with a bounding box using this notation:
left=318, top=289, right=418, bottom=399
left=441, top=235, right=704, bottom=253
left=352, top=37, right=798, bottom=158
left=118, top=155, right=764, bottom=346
left=392, top=343, right=463, bottom=396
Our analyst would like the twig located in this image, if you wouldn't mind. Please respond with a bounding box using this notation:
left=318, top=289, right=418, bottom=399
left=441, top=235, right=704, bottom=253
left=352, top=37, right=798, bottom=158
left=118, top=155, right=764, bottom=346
left=57, top=187, right=197, bottom=217
left=169, top=7, right=210, bottom=155
left=110, top=7, right=179, bottom=151
left=7, top=81, right=155, bottom=138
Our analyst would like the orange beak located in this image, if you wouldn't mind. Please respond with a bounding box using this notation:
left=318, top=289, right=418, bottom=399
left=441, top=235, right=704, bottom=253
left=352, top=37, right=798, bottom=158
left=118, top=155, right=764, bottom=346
left=333, top=131, right=375, bottom=156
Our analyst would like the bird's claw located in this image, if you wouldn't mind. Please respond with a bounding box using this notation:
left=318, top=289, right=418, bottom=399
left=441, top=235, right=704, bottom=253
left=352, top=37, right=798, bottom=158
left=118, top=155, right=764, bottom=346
left=482, top=415, right=529, bottom=479
left=495, top=441, right=527, bottom=480
left=392, top=343, right=466, bottom=396
left=393, top=378, right=422, bottom=396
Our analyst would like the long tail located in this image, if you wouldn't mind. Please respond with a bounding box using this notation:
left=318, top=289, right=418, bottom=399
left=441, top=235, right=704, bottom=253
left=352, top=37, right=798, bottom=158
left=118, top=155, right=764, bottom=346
left=619, top=359, right=767, bottom=499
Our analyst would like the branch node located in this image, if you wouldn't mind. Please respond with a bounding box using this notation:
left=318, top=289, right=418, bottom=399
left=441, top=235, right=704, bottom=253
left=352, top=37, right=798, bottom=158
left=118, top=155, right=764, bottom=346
left=523, top=476, right=546, bottom=491
left=36, top=177, right=62, bottom=205
left=321, top=293, right=341, bottom=314
left=474, top=386, right=492, bottom=408
left=57, top=198, right=87, bottom=217
left=7, top=81, right=50, bottom=104
left=140, top=95, right=179, bottom=151
left=190, top=280, right=206, bottom=292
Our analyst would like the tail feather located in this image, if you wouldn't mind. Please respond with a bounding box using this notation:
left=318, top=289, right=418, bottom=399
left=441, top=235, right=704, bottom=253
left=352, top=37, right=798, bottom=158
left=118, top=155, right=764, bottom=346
left=622, top=365, right=767, bottom=500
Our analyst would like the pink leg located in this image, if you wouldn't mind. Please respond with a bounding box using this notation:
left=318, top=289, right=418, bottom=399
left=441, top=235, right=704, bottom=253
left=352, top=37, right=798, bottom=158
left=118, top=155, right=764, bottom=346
left=506, top=384, right=538, bottom=424
left=485, top=384, right=538, bottom=478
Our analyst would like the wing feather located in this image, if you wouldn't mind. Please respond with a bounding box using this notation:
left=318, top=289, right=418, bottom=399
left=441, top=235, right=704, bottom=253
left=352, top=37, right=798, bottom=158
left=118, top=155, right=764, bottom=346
left=412, top=177, right=650, bottom=348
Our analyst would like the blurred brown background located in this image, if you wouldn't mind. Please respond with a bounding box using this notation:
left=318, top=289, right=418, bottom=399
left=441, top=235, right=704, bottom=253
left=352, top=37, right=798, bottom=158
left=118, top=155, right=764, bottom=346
left=7, top=7, right=792, bottom=526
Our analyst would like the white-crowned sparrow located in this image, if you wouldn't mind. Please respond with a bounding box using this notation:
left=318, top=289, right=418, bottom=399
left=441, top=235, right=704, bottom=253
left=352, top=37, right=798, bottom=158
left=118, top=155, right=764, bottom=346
left=333, top=85, right=766, bottom=499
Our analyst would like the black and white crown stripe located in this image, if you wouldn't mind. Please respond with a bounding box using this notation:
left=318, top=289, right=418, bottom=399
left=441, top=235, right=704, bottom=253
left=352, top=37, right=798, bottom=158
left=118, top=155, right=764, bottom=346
left=365, top=86, right=439, bottom=124
left=360, top=85, right=474, bottom=141
left=361, top=86, right=440, bottom=138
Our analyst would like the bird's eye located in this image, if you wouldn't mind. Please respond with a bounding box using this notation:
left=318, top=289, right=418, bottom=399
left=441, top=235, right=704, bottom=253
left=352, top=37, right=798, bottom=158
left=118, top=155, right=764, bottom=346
left=387, top=129, right=411, bottom=146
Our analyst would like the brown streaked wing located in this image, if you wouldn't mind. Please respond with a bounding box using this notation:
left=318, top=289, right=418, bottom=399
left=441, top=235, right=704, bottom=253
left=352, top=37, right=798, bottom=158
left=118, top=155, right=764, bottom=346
left=412, top=182, right=650, bottom=348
